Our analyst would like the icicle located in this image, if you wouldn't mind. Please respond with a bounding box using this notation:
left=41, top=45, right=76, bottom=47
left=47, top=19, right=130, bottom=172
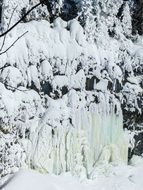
left=27, top=107, right=128, bottom=178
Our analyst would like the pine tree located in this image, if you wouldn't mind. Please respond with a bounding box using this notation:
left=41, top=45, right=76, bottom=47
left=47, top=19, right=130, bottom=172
left=60, top=0, right=78, bottom=21
left=41, top=0, right=64, bottom=22
left=121, top=2, right=132, bottom=37
left=78, top=0, right=96, bottom=42
left=132, top=0, right=143, bottom=35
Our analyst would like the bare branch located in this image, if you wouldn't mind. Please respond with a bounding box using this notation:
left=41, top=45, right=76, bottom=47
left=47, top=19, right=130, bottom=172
left=4, top=83, right=29, bottom=92
left=0, top=6, right=18, bottom=52
left=0, top=0, right=45, bottom=38
left=0, top=31, right=28, bottom=55
left=0, top=0, right=46, bottom=93
left=0, top=63, right=10, bottom=70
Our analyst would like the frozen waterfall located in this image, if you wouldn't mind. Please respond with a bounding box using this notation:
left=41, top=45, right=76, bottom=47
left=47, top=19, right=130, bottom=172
left=24, top=106, right=128, bottom=178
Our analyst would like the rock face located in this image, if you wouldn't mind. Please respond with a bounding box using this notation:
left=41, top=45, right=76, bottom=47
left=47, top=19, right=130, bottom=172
left=0, top=0, right=142, bottom=179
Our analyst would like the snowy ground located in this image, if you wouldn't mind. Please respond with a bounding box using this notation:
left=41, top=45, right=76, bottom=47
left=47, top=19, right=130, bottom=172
left=3, top=158, right=143, bottom=190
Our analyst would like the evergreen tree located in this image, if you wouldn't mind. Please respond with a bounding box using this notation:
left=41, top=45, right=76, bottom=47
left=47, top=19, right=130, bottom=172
left=131, top=0, right=143, bottom=35
left=78, top=0, right=96, bottom=42
left=40, top=0, right=64, bottom=22
left=60, top=0, right=78, bottom=21
left=121, top=2, right=132, bottom=37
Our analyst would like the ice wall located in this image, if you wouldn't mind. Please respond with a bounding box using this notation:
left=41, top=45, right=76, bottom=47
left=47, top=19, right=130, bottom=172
left=25, top=104, right=128, bottom=178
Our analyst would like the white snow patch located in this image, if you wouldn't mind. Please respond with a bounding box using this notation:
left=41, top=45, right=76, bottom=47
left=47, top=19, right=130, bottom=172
left=3, top=163, right=143, bottom=190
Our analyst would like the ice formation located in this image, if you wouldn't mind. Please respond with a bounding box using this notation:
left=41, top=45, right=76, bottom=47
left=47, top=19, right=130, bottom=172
left=22, top=95, right=128, bottom=178
left=0, top=0, right=143, bottom=181
left=0, top=13, right=129, bottom=179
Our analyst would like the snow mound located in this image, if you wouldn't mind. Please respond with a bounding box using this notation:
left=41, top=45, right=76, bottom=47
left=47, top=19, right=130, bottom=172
left=3, top=165, right=143, bottom=190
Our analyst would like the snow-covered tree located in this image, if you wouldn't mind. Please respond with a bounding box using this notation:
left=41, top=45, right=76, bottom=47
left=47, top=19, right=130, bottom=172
left=121, top=2, right=132, bottom=37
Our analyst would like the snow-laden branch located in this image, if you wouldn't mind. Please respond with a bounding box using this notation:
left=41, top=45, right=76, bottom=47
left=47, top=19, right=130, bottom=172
left=0, top=6, right=18, bottom=51
left=0, top=0, right=45, bottom=38
left=0, top=31, right=28, bottom=55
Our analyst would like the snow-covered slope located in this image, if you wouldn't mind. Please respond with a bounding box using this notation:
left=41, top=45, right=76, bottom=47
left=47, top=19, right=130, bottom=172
left=3, top=158, right=143, bottom=190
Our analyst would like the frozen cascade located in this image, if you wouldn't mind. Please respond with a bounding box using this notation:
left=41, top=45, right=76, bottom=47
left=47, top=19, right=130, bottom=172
left=25, top=108, right=128, bottom=178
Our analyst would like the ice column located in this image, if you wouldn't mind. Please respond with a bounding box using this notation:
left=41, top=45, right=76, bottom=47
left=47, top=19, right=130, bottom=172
left=27, top=107, right=128, bottom=178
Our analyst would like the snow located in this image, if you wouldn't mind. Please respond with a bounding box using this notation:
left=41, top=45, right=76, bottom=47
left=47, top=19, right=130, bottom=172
left=68, top=19, right=86, bottom=46
left=70, top=69, right=86, bottom=89
left=3, top=163, right=143, bottom=190
left=0, top=18, right=99, bottom=70
left=0, top=16, right=127, bottom=177
left=0, top=13, right=140, bottom=179
left=0, top=66, right=24, bottom=89
left=129, top=155, right=143, bottom=166
left=0, top=0, right=143, bottom=183
left=40, top=60, right=53, bottom=80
